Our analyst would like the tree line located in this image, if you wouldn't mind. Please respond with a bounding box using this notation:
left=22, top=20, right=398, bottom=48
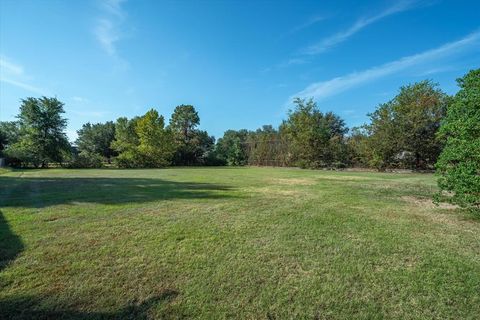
left=0, top=69, right=478, bottom=209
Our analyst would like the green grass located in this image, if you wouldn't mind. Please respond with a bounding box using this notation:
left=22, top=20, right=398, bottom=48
left=0, top=167, right=12, bottom=175
left=1, top=167, right=479, bottom=319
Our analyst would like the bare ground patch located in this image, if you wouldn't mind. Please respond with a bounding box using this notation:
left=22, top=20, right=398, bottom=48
left=316, top=175, right=371, bottom=182
left=401, top=196, right=459, bottom=210
left=271, top=178, right=316, bottom=186
left=398, top=196, right=480, bottom=231
left=250, top=186, right=304, bottom=198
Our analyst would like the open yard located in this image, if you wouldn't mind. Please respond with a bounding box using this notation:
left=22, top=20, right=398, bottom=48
left=0, top=167, right=479, bottom=319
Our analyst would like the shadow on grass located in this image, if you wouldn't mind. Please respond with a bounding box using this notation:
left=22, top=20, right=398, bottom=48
left=0, top=211, right=24, bottom=272
left=0, top=177, right=237, bottom=208
left=0, top=210, right=182, bottom=319
left=0, top=289, right=180, bottom=319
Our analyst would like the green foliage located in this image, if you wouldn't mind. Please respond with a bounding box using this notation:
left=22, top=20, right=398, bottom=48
left=0, top=121, right=20, bottom=158
left=112, top=110, right=175, bottom=168
left=216, top=129, right=249, bottom=166
left=347, top=127, right=372, bottom=168
left=436, top=69, right=480, bottom=210
left=136, top=109, right=175, bottom=167
left=76, top=121, right=116, bottom=162
left=365, top=81, right=448, bottom=170
left=169, top=104, right=202, bottom=165
left=280, top=98, right=348, bottom=168
left=169, top=105, right=200, bottom=136
left=246, top=125, right=288, bottom=166
left=5, top=97, right=70, bottom=167
left=191, top=130, right=216, bottom=165
left=68, top=152, right=104, bottom=168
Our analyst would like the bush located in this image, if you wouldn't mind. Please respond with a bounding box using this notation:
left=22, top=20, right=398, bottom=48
left=435, top=69, right=480, bottom=212
left=68, top=152, right=104, bottom=168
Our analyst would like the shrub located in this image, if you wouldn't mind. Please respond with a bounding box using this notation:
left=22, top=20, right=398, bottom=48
left=435, top=69, right=480, bottom=211
left=68, top=152, right=104, bottom=168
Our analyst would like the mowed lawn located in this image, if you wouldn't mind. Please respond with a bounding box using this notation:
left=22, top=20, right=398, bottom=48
left=0, top=168, right=479, bottom=319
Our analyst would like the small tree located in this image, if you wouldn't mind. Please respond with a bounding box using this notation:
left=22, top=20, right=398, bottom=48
left=436, top=69, right=480, bottom=211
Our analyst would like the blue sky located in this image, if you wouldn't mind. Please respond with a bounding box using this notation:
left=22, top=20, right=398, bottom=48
left=1, top=0, right=479, bottom=141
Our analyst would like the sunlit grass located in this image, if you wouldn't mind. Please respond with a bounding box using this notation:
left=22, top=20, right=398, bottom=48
left=1, top=167, right=479, bottom=319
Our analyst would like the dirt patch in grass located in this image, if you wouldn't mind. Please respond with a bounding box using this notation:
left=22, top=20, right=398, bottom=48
left=401, top=196, right=459, bottom=210
left=399, top=196, right=479, bottom=231
left=250, top=186, right=303, bottom=198
left=318, top=175, right=370, bottom=181
left=271, top=178, right=315, bottom=186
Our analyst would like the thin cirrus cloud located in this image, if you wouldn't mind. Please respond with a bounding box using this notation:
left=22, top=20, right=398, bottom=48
left=288, top=30, right=480, bottom=103
left=94, top=0, right=127, bottom=58
left=0, top=56, right=47, bottom=95
left=302, top=0, right=420, bottom=55
left=286, top=15, right=327, bottom=36
left=0, top=56, right=24, bottom=76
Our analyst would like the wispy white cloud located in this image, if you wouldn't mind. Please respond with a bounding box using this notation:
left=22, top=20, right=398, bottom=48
left=288, top=30, right=480, bottom=103
left=278, top=58, right=308, bottom=68
left=0, top=56, right=48, bottom=94
left=302, top=0, right=419, bottom=55
left=0, top=78, right=46, bottom=94
left=94, top=0, right=127, bottom=58
left=101, top=0, right=126, bottom=18
left=415, top=65, right=460, bottom=77
left=0, top=56, right=24, bottom=76
left=287, top=15, right=327, bottom=36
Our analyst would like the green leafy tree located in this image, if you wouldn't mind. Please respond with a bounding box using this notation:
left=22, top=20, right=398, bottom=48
left=169, top=104, right=201, bottom=165
left=347, top=127, right=372, bottom=168
left=111, top=117, right=140, bottom=167
left=0, top=121, right=20, bottom=157
left=191, top=130, right=215, bottom=165
left=76, top=121, right=116, bottom=163
left=136, top=109, right=175, bottom=167
left=364, top=102, right=402, bottom=169
left=7, top=97, right=70, bottom=167
left=365, top=81, right=448, bottom=170
left=111, top=110, right=175, bottom=168
left=216, top=129, right=249, bottom=166
left=280, top=98, right=348, bottom=168
left=436, top=69, right=480, bottom=210
left=246, top=125, right=288, bottom=166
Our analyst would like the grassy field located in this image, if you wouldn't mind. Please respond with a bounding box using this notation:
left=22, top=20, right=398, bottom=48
left=1, top=167, right=479, bottom=319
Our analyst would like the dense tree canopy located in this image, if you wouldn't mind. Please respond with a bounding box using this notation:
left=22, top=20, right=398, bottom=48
left=169, top=105, right=203, bottom=165
left=112, top=110, right=175, bottom=168
left=246, top=125, right=288, bottom=166
left=280, top=98, right=348, bottom=168
left=0, top=121, right=20, bottom=157
left=6, top=97, right=70, bottom=167
left=2, top=70, right=476, bottom=182
left=216, top=129, right=249, bottom=166
left=76, top=121, right=116, bottom=163
left=436, top=69, right=480, bottom=210
left=365, top=81, right=448, bottom=170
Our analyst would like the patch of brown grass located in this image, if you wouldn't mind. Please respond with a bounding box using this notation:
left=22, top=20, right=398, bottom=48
left=401, top=196, right=458, bottom=210
left=271, top=178, right=315, bottom=186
